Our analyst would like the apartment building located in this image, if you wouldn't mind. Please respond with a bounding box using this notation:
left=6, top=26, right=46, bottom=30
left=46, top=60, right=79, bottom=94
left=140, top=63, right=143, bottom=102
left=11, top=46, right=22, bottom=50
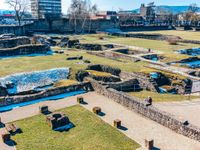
left=31, top=0, right=62, bottom=19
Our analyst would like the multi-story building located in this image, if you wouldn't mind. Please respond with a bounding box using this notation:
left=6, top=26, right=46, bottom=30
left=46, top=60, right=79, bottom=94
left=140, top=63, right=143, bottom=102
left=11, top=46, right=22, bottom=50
left=140, top=3, right=156, bottom=24
left=31, top=0, right=62, bottom=19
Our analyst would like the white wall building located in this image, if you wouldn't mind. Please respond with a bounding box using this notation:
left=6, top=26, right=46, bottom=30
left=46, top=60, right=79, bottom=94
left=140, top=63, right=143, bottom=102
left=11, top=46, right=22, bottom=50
left=31, top=0, right=62, bottom=19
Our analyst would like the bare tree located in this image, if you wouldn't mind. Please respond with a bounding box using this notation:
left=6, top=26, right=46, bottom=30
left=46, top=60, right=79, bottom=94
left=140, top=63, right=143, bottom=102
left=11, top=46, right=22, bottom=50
left=68, top=0, right=97, bottom=33
left=188, top=3, right=199, bottom=13
left=184, top=3, right=200, bottom=26
left=6, top=0, right=29, bottom=26
left=88, top=4, right=97, bottom=32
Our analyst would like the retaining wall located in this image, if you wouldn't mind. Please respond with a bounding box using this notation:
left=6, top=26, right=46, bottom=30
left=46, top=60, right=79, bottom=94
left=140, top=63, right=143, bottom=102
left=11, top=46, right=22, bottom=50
left=87, top=51, right=140, bottom=62
left=0, top=37, right=31, bottom=48
left=86, top=77, right=200, bottom=142
left=179, top=39, right=200, bottom=44
left=0, top=44, right=50, bottom=57
left=0, top=82, right=91, bottom=106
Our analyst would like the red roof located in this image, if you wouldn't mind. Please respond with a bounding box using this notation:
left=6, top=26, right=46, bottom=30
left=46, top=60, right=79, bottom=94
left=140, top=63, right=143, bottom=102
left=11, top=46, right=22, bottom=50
left=3, top=14, right=14, bottom=17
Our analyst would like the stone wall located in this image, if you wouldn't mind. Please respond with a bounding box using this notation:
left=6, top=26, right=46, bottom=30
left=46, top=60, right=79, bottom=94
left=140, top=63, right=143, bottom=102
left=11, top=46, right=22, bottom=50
left=121, top=26, right=172, bottom=32
left=87, top=64, right=121, bottom=76
left=27, top=19, right=119, bottom=33
left=0, top=44, right=50, bottom=57
left=109, top=32, right=174, bottom=41
left=0, top=37, right=31, bottom=48
left=0, top=19, right=119, bottom=35
left=179, top=39, right=200, bottom=44
left=87, top=77, right=200, bottom=142
left=0, top=25, right=26, bottom=35
left=87, top=50, right=140, bottom=62
left=0, top=82, right=91, bottom=106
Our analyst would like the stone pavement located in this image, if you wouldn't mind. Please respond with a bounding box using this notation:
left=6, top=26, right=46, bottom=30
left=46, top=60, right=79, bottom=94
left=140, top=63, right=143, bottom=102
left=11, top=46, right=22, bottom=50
left=155, top=98, right=200, bottom=128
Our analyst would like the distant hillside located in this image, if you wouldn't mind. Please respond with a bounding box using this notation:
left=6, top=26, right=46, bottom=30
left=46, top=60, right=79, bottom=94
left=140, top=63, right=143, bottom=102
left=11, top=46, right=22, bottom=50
left=156, top=6, right=190, bottom=14
left=134, top=6, right=200, bottom=14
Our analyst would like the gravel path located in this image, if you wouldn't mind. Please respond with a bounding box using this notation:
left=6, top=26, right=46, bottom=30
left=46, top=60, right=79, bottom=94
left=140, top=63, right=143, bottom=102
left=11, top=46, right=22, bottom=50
left=0, top=92, right=200, bottom=150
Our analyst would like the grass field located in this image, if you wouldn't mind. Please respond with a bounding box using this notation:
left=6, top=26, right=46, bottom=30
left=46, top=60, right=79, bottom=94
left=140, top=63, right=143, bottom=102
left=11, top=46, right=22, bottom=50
left=12, top=105, right=140, bottom=150
left=128, top=91, right=198, bottom=102
left=79, top=34, right=200, bottom=53
left=0, top=51, right=148, bottom=78
left=79, top=34, right=200, bottom=62
left=131, top=30, right=200, bottom=41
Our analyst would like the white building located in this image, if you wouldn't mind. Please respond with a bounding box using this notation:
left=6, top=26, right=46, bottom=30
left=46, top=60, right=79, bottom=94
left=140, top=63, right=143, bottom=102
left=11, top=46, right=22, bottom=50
left=31, top=0, right=62, bottom=19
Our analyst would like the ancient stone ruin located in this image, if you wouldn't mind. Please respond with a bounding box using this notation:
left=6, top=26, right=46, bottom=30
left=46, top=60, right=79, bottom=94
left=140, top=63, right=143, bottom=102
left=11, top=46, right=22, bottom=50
left=46, top=112, right=70, bottom=130
left=58, top=37, right=115, bottom=51
left=76, top=64, right=122, bottom=83
left=0, top=36, right=31, bottom=48
left=0, top=35, right=52, bottom=57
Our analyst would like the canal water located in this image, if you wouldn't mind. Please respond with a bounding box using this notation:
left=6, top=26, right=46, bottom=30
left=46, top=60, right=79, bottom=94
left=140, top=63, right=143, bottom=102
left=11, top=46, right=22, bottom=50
left=0, top=90, right=86, bottom=112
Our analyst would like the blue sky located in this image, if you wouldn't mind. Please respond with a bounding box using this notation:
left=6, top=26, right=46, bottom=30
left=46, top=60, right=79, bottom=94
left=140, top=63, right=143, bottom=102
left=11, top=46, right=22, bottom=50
left=1, top=0, right=200, bottom=13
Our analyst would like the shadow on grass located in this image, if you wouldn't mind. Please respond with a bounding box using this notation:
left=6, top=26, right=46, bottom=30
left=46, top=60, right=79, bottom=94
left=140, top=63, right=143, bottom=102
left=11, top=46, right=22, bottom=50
left=10, top=129, right=23, bottom=136
left=5, top=139, right=17, bottom=147
left=54, top=122, right=75, bottom=132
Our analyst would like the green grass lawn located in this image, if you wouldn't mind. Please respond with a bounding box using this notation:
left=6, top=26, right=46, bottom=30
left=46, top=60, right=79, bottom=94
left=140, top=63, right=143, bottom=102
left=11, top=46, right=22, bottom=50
left=78, top=34, right=200, bottom=62
left=12, top=105, right=140, bottom=150
left=0, top=51, right=148, bottom=78
left=128, top=90, right=198, bottom=102
left=107, top=37, right=200, bottom=53
left=131, top=30, right=200, bottom=41
left=79, top=34, right=200, bottom=53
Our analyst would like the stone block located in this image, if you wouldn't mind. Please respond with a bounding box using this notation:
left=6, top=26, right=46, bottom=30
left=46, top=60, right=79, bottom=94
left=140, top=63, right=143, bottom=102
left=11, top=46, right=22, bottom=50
left=77, top=96, right=84, bottom=104
left=93, top=107, right=101, bottom=114
left=145, top=139, right=154, bottom=150
left=39, top=105, right=49, bottom=114
left=114, top=119, right=121, bottom=128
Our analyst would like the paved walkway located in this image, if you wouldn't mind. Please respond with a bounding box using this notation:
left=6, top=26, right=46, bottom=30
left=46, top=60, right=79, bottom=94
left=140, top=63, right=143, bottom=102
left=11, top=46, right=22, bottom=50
left=155, top=98, right=200, bottom=128
left=0, top=92, right=200, bottom=150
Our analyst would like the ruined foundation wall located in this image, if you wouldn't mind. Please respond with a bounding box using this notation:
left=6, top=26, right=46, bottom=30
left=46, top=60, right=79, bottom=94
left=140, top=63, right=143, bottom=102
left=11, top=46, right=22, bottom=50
left=120, top=72, right=158, bottom=92
left=87, top=77, right=200, bottom=142
left=0, top=44, right=50, bottom=57
left=0, top=82, right=90, bottom=106
left=0, top=37, right=31, bottom=48
left=87, top=51, right=139, bottom=62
